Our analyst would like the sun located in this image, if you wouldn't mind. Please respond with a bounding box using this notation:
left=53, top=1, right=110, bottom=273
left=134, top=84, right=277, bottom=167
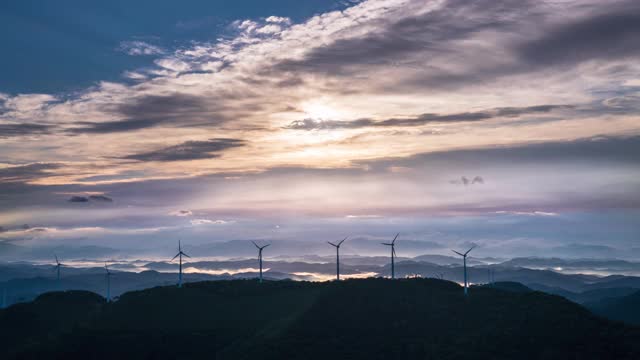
left=301, top=100, right=343, bottom=120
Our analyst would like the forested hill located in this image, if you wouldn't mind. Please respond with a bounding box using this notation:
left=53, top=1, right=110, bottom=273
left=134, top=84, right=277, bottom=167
left=1, top=278, right=639, bottom=359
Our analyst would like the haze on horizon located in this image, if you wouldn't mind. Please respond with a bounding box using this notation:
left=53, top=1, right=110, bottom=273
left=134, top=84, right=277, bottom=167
left=1, top=0, right=639, bottom=261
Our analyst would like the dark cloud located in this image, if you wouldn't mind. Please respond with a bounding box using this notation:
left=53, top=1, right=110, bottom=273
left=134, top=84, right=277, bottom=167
left=115, top=93, right=211, bottom=121
left=358, top=135, right=640, bottom=173
left=68, top=93, right=229, bottom=134
left=120, top=138, right=245, bottom=162
left=68, top=194, right=113, bottom=203
left=88, top=195, right=113, bottom=202
left=0, top=163, right=61, bottom=183
left=172, top=210, right=193, bottom=216
left=274, top=0, right=640, bottom=91
left=276, top=0, right=526, bottom=75
left=517, top=5, right=640, bottom=67
left=67, top=119, right=162, bottom=134
left=285, top=118, right=375, bottom=130
left=285, top=104, right=573, bottom=130
left=449, top=176, right=484, bottom=186
left=0, top=123, right=54, bottom=138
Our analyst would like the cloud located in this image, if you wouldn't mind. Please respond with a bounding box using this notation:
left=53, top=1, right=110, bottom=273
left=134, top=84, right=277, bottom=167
left=118, top=41, right=165, bottom=56
left=495, top=211, right=558, bottom=217
left=450, top=176, right=484, bottom=186
left=285, top=105, right=574, bottom=130
left=120, top=138, right=245, bottom=162
left=274, top=0, right=526, bottom=76
left=67, top=118, right=162, bottom=134
left=0, top=163, right=61, bottom=183
left=67, top=194, right=112, bottom=203
left=170, top=210, right=193, bottom=217
left=122, top=71, right=148, bottom=80
left=67, top=93, right=227, bottom=134
left=88, top=195, right=113, bottom=202
left=0, top=123, right=54, bottom=138
left=516, top=4, right=640, bottom=67
left=345, top=214, right=383, bottom=219
left=256, top=24, right=282, bottom=34
left=265, top=16, right=291, bottom=24
left=190, top=219, right=233, bottom=225
left=268, top=0, right=640, bottom=95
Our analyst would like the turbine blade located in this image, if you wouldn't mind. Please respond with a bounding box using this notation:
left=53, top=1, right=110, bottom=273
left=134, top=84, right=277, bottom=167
left=393, top=248, right=397, bottom=257
left=55, top=254, right=59, bottom=264
left=382, top=243, right=392, bottom=246
left=328, top=241, right=337, bottom=247
left=182, top=252, right=191, bottom=258
left=392, top=233, right=399, bottom=244
left=263, top=244, right=271, bottom=249
left=464, top=245, right=476, bottom=256
left=251, top=241, right=260, bottom=249
left=338, top=237, right=348, bottom=246
left=451, top=250, right=464, bottom=257
left=171, top=253, right=180, bottom=261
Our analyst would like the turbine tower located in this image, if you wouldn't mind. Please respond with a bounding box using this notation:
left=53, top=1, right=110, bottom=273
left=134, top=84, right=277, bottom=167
left=382, top=233, right=399, bottom=279
left=104, top=263, right=113, bottom=302
left=252, top=241, right=270, bottom=283
left=328, top=237, right=348, bottom=281
left=171, top=240, right=191, bottom=288
left=452, top=246, right=476, bottom=296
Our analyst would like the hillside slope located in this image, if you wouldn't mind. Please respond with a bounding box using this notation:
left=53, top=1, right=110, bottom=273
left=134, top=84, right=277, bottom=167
left=586, top=290, right=640, bottom=326
left=1, top=279, right=638, bottom=359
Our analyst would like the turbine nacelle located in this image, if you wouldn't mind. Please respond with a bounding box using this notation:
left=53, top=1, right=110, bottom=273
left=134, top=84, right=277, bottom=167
left=252, top=241, right=271, bottom=251
left=172, top=240, right=191, bottom=261
left=328, top=236, right=348, bottom=248
left=451, top=245, right=476, bottom=258
left=54, top=254, right=65, bottom=267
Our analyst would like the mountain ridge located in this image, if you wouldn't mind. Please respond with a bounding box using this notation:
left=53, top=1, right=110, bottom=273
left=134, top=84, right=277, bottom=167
left=1, top=278, right=639, bottom=359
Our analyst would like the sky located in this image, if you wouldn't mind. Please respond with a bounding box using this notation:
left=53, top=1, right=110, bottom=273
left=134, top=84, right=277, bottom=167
left=1, top=0, right=639, bottom=259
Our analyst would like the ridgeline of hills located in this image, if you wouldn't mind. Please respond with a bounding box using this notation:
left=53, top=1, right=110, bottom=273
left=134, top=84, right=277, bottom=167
left=3, top=257, right=640, bottom=327
left=1, top=278, right=639, bottom=359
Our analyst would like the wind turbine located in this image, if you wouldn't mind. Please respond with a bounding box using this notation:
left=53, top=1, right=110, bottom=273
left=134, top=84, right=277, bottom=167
left=171, top=240, right=191, bottom=288
left=328, top=237, right=348, bottom=281
left=382, top=233, right=399, bottom=279
left=104, top=263, right=113, bottom=302
left=54, top=255, right=65, bottom=283
left=452, top=246, right=476, bottom=296
left=252, top=241, right=270, bottom=283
